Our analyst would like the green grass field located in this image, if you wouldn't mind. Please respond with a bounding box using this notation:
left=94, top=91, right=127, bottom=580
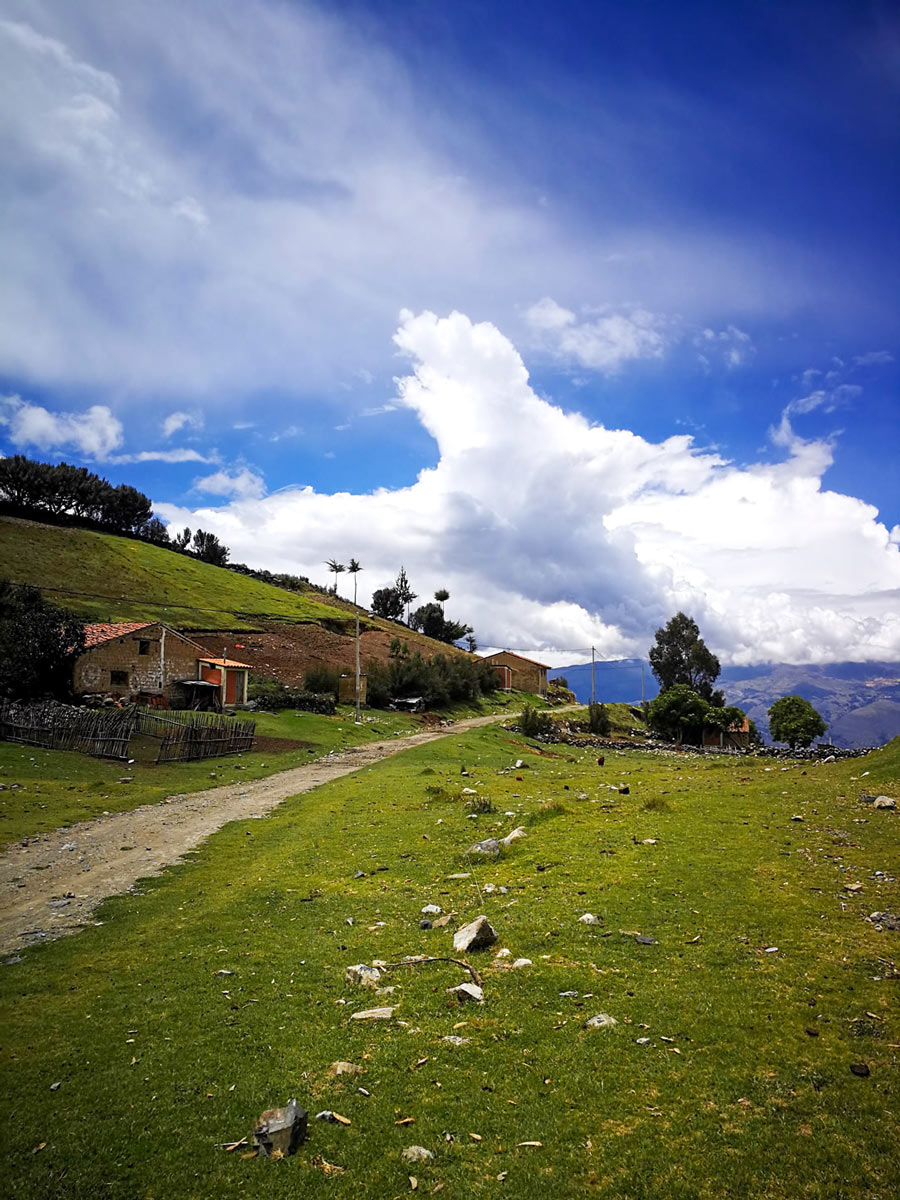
left=0, top=517, right=350, bottom=628
left=1, top=728, right=898, bottom=1198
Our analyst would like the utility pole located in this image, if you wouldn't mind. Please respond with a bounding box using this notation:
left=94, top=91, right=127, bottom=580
left=348, top=559, right=363, bottom=724
left=591, top=645, right=596, bottom=705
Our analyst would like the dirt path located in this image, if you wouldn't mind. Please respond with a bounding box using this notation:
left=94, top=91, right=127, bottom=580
left=0, top=711, right=534, bottom=956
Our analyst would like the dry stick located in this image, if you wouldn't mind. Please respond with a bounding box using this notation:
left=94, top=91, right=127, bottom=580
left=379, top=956, right=484, bottom=988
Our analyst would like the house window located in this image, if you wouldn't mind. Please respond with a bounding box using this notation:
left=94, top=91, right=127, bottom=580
left=138, top=640, right=150, bottom=655
left=110, top=670, right=129, bottom=687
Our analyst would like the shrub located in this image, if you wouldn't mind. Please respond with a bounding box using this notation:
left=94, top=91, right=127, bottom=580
left=247, top=678, right=336, bottom=714
left=304, top=665, right=340, bottom=697
left=519, top=703, right=555, bottom=739
left=588, top=702, right=611, bottom=736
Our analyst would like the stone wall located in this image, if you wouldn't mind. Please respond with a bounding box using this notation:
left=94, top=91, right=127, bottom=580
left=73, top=625, right=201, bottom=700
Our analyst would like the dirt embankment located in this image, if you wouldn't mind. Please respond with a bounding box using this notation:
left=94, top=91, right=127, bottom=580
left=0, top=713, right=509, bottom=957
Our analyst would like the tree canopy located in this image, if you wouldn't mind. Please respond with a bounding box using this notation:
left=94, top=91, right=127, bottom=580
left=648, top=612, right=723, bottom=705
left=767, top=695, right=827, bottom=749
left=0, top=581, right=85, bottom=701
left=409, top=601, right=472, bottom=645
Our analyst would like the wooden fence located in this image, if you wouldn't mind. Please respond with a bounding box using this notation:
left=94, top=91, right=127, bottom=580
left=134, top=707, right=256, bottom=762
left=0, top=700, right=135, bottom=760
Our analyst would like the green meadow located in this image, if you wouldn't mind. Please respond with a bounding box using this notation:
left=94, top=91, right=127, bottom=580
left=1, top=726, right=898, bottom=1198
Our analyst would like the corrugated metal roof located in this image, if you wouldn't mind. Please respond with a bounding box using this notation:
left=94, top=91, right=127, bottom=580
left=83, top=621, right=155, bottom=649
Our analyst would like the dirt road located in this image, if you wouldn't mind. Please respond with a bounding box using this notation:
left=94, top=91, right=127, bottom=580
left=0, top=712, right=528, bottom=956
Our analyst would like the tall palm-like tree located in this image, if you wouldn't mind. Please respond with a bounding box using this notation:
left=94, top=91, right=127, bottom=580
left=434, top=588, right=450, bottom=616
left=347, top=559, right=363, bottom=721
left=325, top=558, right=345, bottom=595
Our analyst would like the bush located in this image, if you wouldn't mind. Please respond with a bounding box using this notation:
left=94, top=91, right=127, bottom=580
left=519, top=703, right=555, bottom=739
left=304, top=665, right=340, bottom=697
left=588, top=702, right=611, bottom=736
left=247, top=678, right=336, bottom=714
left=364, top=651, right=499, bottom=711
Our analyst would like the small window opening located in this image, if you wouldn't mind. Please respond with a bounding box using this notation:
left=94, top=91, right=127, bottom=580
left=110, top=670, right=129, bottom=687
left=138, top=640, right=151, bottom=655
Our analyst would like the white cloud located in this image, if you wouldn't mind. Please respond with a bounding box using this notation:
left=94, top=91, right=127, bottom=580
left=694, top=324, right=754, bottom=369
left=162, top=411, right=203, bottom=438
left=1, top=395, right=123, bottom=458
left=110, top=448, right=212, bottom=465
left=853, top=350, right=894, bottom=366
left=525, top=298, right=668, bottom=372
left=153, top=311, right=900, bottom=665
left=192, top=467, right=265, bottom=500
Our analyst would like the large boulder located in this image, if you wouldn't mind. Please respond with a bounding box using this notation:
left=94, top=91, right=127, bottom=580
left=453, top=915, right=498, bottom=953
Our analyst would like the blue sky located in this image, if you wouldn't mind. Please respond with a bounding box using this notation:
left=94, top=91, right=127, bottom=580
left=1, top=0, right=898, bottom=664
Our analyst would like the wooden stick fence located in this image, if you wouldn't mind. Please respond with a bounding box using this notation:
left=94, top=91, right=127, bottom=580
left=134, top=707, right=256, bottom=763
left=0, top=700, right=135, bottom=760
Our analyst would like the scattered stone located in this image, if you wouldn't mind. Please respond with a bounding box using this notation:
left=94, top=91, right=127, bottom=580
left=453, top=915, right=498, bottom=953
left=446, top=873, right=470, bottom=880
left=584, top=1013, right=618, bottom=1029
left=442, top=1035, right=470, bottom=1046
left=641, top=837, right=659, bottom=844
left=844, top=882, right=863, bottom=893
left=791, top=815, right=804, bottom=822
left=635, top=935, right=658, bottom=945
left=850, top=1063, right=871, bottom=1077
left=468, top=838, right=500, bottom=858
left=578, top=913, right=601, bottom=925
left=511, top=958, right=532, bottom=969
left=619, top=786, right=630, bottom=795
left=420, top=920, right=433, bottom=930
left=501, top=827, right=526, bottom=847
left=873, top=796, right=897, bottom=810
left=559, top=990, right=578, bottom=998
left=50, top=1081, right=61, bottom=1091
left=354, top=870, right=366, bottom=879
left=350, top=1006, right=394, bottom=1021
left=515, top=759, right=525, bottom=769
left=345, top=963, right=382, bottom=988
left=61, top=842, right=77, bottom=851
left=422, top=905, right=442, bottom=915
left=253, top=1098, right=308, bottom=1158
left=401, top=1146, right=434, bottom=1164
left=462, top=787, right=477, bottom=795
left=869, top=912, right=900, bottom=930
left=345, top=917, right=354, bottom=926
left=636, top=1037, right=651, bottom=1045
left=315, top=1110, right=351, bottom=1125
left=214, top=968, right=234, bottom=977
left=327, top=1061, right=364, bottom=1078
left=118, top=777, right=134, bottom=784
left=358, top=1087, right=371, bottom=1096
left=447, top=982, right=484, bottom=1003
left=432, top=913, right=453, bottom=928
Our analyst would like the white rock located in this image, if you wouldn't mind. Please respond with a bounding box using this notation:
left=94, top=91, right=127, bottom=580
left=584, top=1013, right=618, bottom=1028
left=495, top=947, right=511, bottom=958
left=401, top=1146, right=434, bottom=1163
left=350, top=1006, right=394, bottom=1021
left=511, top=958, right=532, bottom=969
left=468, top=838, right=500, bottom=858
left=515, top=760, right=524, bottom=769
left=453, top=915, right=498, bottom=953
left=874, top=796, right=896, bottom=809
left=345, top=963, right=382, bottom=988
left=421, top=904, right=442, bottom=915
left=501, top=827, right=527, bottom=847
left=441, top=1034, right=470, bottom=1046
left=462, top=787, right=477, bottom=795
left=578, top=913, right=601, bottom=925
left=447, top=982, right=484, bottom=1003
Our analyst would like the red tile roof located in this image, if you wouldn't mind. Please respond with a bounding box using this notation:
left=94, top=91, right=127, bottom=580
left=198, top=656, right=252, bottom=669
left=83, top=622, right=155, bottom=649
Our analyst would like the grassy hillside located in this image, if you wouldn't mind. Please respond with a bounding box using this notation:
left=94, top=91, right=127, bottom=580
left=0, top=516, right=371, bottom=629
left=1, top=733, right=897, bottom=1197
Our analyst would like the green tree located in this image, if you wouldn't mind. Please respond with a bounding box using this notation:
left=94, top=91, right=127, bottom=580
left=648, top=612, right=723, bottom=705
left=409, top=601, right=473, bottom=645
left=767, top=695, right=827, bottom=749
left=395, top=566, right=417, bottom=623
left=371, top=586, right=404, bottom=621
left=647, top=684, right=710, bottom=742
left=325, top=558, right=345, bottom=595
left=0, top=581, right=85, bottom=701
left=588, top=701, right=611, bottom=736
left=191, top=529, right=230, bottom=566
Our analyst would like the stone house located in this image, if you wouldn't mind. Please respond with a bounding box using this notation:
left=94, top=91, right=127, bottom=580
left=482, top=650, right=549, bottom=696
left=702, top=716, right=751, bottom=751
left=73, top=622, right=250, bottom=708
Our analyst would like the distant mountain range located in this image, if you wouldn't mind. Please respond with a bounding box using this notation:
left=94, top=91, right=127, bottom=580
left=548, top=659, right=900, bottom=749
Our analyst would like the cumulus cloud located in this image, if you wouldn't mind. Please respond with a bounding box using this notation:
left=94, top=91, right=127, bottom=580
left=525, top=298, right=668, bottom=371
left=192, top=468, right=266, bottom=500
left=0, top=395, right=123, bottom=458
left=154, top=311, right=900, bottom=665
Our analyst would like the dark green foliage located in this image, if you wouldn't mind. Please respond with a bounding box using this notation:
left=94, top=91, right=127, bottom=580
left=143, top=517, right=170, bottom=545
left=409, top=600, right=473, bottom=645
left=0, top=580, right=85, bottom=701
left=768, top=694, right=827, bottom=748
left=0, top=454, right=156, bottom=536
left=371, top=585, right=404, bottom=620
left=647, top=684, right=711, bottom=742
left=649, top=611, right=723, bottom=704
left=519, top=702, right=555, bottom=739
left=365, top=650, right=498, bottom=710
left=588, top=701, right=611, bottom=735
left=304, top=665, right=340, bottom=697
left=190, top=529, right=229, bottom=566
left=246, top=678, right=336, bottom=714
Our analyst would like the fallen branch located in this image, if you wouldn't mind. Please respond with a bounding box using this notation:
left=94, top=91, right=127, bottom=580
left=380, top=956, right=484, bottom=988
